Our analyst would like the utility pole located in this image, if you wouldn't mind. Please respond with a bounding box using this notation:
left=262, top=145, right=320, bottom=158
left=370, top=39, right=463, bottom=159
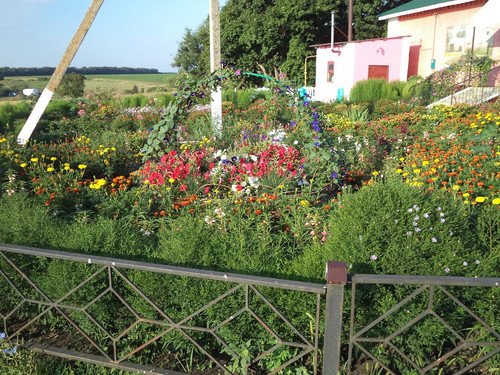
left=17, top=0, right=105, bottom=145
left=209, top=0, right=222, bottom=137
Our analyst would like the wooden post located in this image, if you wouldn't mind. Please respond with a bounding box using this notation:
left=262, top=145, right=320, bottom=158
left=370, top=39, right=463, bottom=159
left=209, top=0, right=222, bottom=137
left=17, top=0, right=105, bottom=145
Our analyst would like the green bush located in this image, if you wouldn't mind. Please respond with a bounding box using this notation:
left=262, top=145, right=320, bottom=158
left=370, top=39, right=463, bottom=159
left=296, top=179, right=491, bottom=279
left=0, top=102, right=31, bottom=133
left=349, top=78, right=387, bottom=103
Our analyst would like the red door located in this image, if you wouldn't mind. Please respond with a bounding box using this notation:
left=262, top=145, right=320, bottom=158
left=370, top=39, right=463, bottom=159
left=368, top=65, right=389, bottom=80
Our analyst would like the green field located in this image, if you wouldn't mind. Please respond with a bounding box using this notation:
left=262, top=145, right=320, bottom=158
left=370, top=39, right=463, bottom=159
left=0, top=73, right=178, bottom=102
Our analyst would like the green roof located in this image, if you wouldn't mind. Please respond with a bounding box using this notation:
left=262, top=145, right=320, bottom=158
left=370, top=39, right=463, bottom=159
left=378, top=0, right=476, bottom=19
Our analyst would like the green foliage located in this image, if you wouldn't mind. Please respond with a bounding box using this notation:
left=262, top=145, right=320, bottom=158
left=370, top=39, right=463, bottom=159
left=349, top=79, right=390, bottom=103
left=295, top=179, right=492, bottom=279
left=172, top=18, right=210, bottom=79
left=0, top=102, right=31, bottom=133
left=57, top=72, right=85, bottom=98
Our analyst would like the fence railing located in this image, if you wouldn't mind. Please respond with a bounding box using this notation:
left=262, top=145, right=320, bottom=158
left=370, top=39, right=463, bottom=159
left=1, top=243, right=499, bottom=374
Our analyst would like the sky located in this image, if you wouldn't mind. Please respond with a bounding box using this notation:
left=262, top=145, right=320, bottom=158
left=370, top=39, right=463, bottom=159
left=0, top=0, right=229, bottom=72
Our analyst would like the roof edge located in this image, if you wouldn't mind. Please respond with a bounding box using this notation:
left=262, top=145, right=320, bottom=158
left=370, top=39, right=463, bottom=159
left=378, top=0, right=477, bottom=20
left=310, top=35, right=411, bottom=49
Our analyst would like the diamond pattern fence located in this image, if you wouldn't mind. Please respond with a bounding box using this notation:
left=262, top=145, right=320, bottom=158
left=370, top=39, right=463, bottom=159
left=1, top=243, right=499, bottom=375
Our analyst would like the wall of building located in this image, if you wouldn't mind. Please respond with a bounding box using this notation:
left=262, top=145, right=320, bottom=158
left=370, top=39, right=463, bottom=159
left=353, top=37, right=409, bottom=82
left=314, top=43, right=356, bottom=102
left=386, top=1, right=488, bottom=78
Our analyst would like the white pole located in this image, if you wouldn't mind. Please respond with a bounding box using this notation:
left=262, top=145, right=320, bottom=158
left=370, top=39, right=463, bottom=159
left=17, top=0, right=105, bottom=145
left=331, top=12, right=335, bottom=50
left=209, top=0, right=222, bottom=137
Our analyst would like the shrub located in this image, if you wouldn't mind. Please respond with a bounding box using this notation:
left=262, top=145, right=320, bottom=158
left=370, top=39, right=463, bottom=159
left=295, top=179, right=493, bottom=279
left=0, top=102, right=31, bottom=133
left=349, top=78, right=387, bottom=103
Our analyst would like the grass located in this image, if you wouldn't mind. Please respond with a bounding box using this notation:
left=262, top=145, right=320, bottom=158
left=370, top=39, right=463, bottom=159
left=0, top=73, right=178, bottom=103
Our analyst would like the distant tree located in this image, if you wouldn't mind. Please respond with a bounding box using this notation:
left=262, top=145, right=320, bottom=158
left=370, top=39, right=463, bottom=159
left=0, top=74, right=4, bottom=81
left=131, top=85, right=139, bottom=94
left=172, top=18, right=210, bottom=78
left=57, top=72, right=85, bottom=98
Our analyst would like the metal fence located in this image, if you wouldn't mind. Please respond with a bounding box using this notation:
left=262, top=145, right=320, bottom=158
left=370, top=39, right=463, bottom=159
left=1, top=243, right=499, bottom=374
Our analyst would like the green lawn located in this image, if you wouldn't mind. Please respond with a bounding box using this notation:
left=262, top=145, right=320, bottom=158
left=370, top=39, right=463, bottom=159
left=0, top=73, right=178, bottom=102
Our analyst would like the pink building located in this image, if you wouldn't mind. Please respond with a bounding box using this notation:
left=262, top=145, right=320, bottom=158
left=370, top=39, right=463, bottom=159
left=311, top=36, right=411, bottom=102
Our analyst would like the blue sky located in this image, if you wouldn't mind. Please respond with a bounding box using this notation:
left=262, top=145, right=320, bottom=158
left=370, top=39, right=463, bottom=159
left=1, top=0, right=228, bottom=72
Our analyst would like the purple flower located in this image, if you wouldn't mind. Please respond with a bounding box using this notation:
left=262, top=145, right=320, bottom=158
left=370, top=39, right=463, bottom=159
left=303, top=101, right=310, bottom=106
left=330, top=171, right=338, bottom=179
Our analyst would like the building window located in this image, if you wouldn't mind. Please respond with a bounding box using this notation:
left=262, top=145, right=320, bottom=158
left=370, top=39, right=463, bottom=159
left=327, top=61, right=334, bottom=82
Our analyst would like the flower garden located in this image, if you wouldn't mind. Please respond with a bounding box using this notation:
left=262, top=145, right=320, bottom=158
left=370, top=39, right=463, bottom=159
left=0, top=69, right=499, bottom=374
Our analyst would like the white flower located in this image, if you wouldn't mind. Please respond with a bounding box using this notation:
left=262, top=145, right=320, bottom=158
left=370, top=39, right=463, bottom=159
left=248, top=176, right=259, bottom=188
left=445, top=267, right=450, bottom=273
left=463, top=261, right=468, bottom=266
left=475, top=259, right=480, bottom=264
left=370, top=254, right=378, bottom=261
left=214, top=208, right=225, bottom=217
left=431, top=237, right=438, bottom=242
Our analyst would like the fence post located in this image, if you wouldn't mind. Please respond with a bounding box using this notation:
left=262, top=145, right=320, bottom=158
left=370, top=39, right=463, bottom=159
left=322, top=261, right=347, bottom=375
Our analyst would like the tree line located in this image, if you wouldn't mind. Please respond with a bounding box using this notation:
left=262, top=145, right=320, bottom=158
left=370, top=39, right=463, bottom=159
left=0, top=66, right=160, bottom=77
left=172, top=0, right=412, bottom=84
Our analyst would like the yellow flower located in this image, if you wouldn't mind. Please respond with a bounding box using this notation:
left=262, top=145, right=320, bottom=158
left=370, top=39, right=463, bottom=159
left=50, top=157, right=57, bottom=161
left=30, top=158, right=38, bottom=162
left=463, top=193, right=470, bottom=197
left=452, top=185, right=460, bottom=191
left=433, top=158, right=439, bottom=163
left=492, top=198, right=500, bottom=205
left=78, top=164, right=87, bottom=170
left=422, top=161, right=429, bottom=166
left=169, top=178, right=175, bottom=183
left=300, top=200, right=310, bottom=207
left=47, top=167, right=55, bottom=172
left=475, top=196, right=487, bottom=203
left=97, top=179, right=107, bottom=186
left=413, top=169, right=421, bottom=174
left=372, top=171, right=379, bottom=176
left=396, top=169, right=403, bottom=174
left=20, top=163, right=27, bottom=168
